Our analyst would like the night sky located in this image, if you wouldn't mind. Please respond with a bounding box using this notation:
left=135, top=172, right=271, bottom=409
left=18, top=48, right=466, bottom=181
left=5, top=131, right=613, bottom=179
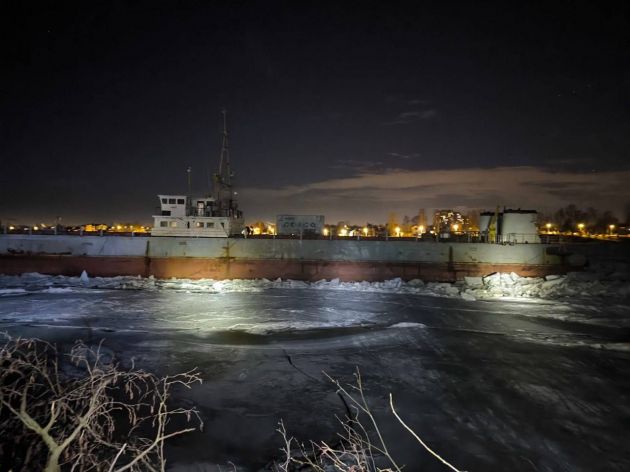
left=2, top=1, right=630, bottom=225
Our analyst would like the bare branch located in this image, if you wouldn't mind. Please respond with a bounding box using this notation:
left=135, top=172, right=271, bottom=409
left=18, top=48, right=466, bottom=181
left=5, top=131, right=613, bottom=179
left=0, top=334, right=202, bottom=472
left=389, top=393, right=463, bottom=472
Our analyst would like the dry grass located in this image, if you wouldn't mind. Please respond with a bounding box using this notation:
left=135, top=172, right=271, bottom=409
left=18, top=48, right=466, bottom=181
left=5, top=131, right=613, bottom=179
left=273, top=369, right=463, bottom=472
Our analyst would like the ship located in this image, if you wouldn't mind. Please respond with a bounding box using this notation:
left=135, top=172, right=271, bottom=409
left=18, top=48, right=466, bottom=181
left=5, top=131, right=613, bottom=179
left=0, top=113, right=586, bottom=282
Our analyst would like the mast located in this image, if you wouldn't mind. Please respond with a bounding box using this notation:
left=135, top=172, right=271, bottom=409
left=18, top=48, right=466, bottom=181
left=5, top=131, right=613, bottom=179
left=213, top=109, right=238, bottom=217
left=217, top=108, right=231, bottom=188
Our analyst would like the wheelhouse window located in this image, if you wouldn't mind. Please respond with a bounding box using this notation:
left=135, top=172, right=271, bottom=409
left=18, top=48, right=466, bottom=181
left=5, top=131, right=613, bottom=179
left=161, top=198, right=167, bottom=204
left=177, top=199, right=185, bottom=204
left=168, top=198, right=176, bottom=204
left=161, top=210, right=171, bottom=216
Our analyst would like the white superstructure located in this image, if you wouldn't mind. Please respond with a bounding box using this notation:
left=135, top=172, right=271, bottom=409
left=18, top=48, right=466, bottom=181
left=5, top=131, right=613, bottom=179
left=151, top=110, right=244, bottom=238
left=151, top=195, right=243, bottom=237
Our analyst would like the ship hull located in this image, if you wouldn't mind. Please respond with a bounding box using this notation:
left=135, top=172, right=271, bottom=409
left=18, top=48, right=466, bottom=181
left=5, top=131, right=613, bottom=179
left=0, top=254, right=568, bottom=282
left=0, top=234, right=575, bottom=282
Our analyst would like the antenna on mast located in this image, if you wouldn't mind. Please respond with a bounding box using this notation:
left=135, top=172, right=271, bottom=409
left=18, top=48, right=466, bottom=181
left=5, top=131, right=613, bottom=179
left=217, top=108, right=231, bottom=187
left=213, top=109, right=238, bottom=217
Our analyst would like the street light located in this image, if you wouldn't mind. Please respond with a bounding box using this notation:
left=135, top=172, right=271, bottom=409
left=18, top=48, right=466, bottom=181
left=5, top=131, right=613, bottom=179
left=452, top=223, right=459, bottom=233
left=609, top=224, right=615, bottom=235
left=546, top=223, right=552, bottom=233
left=577, top=223, right=585, bottom=234
left=394, top=226, right=401, bottom=237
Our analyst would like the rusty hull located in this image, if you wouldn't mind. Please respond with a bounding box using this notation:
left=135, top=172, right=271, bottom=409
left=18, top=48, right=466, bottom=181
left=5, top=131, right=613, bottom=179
left=0, top=254, right=567, bottom=282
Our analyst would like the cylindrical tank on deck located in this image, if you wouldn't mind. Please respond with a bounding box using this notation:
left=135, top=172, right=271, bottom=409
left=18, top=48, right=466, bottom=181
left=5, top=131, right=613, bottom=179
left=479, top=212, right=493, bottom=232
left=500, top=210, right=540, bottom=243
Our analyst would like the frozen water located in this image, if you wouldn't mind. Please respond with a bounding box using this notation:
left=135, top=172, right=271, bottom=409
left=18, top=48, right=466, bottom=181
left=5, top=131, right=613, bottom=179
left=0, top=288, right=27, bottom=296
left=0, top=271, right=629, bottom=470
left=1, top=269, right=628, bottom=302
left=388, top=322, right=427, bottom=329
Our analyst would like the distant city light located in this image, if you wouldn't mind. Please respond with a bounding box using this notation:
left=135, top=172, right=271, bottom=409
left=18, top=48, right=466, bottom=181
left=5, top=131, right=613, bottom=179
left=394, top=226, right=401, bottom=237
left=323, top=228, right=329, bottom=236
left=363, top=227, right=369, bottom=236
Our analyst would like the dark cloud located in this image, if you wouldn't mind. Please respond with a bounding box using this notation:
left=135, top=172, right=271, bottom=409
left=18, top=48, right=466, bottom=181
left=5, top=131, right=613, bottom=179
left=382, top=109, right=437, bottom=125
left=387, top=152, right=421, bottom=160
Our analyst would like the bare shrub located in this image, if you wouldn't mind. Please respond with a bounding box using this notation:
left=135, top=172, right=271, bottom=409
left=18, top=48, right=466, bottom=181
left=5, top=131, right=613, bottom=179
left=0, top=334, right=202, bottom=472
left=274, top=369, right=463, bottom=472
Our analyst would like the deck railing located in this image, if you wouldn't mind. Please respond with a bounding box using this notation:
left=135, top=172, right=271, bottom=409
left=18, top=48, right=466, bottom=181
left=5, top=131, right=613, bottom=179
left=0, top=226, right=590, bottom=244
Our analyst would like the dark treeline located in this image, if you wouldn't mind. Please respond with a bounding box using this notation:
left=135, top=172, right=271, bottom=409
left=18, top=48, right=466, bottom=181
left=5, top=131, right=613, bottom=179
left=539, top=204, right=630, bottom=233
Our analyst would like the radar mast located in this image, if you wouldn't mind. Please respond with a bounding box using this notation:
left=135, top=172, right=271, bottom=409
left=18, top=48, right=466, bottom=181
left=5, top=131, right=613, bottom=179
left=213, top=109, right=239, bottom=217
